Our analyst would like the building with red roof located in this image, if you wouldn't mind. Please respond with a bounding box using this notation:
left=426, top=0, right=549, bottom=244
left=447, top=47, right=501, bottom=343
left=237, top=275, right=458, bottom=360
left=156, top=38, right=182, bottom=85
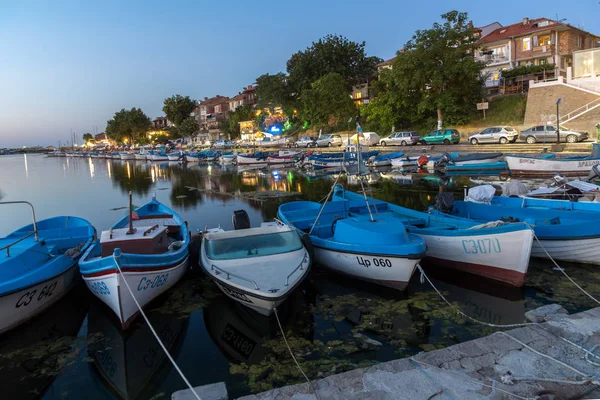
left=477, top=17, right=600, bottom=90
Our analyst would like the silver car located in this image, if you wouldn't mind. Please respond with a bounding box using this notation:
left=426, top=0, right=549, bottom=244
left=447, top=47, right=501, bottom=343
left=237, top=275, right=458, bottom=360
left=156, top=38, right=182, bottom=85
left=379, top=131, right=420, bottom=146
left=520, top=125, right=589, bottom=144
left=316, top=134, right=343, bottom=147
left=294, top=136, right=317, bottom=148
left=469, top=126, right=519, bottom=145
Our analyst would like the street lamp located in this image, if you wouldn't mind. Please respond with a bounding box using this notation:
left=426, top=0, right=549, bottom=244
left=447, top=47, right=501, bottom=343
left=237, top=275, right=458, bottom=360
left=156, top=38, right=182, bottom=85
left=556, top=98, right=562, bottom=144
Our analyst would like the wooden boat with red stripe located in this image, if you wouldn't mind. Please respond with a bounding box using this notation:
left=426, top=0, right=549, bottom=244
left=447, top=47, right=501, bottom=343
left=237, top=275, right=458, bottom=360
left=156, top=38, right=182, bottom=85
left=79, top=194, right=190, bottom=329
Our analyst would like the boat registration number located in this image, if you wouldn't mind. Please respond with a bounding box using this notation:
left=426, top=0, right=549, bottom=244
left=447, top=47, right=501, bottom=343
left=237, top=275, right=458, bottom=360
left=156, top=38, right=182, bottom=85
left=138, top=274, right=169, bottom=291
left=90, top=281, right=110, bottom=296
left=462, top=239, right=501, bottom=255
left=357, top=256, right=392, bottom=268
left=15, top=281, right=58, bottom=308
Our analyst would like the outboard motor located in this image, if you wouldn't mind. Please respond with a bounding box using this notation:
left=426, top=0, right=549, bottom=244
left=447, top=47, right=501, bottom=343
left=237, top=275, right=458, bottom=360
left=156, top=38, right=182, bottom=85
left=586, top=164, right=600, bottom=183
left=551, top=174, right=568, bottom=187
left=434, top=192, right=455, bottom=213
left=434, top=153, right=453, bottom=171
left=232, top=209, right=251, bottom=230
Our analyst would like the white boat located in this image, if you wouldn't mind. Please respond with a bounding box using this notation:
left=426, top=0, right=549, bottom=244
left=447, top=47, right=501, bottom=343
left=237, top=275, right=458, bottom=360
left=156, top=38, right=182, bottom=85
left=237, top=153, right=268, bottom=165
left=200, top=211, right=312, bottom=315
left=120, top=152, right=135, bottom=160
left=79, top=196, right=190, bottom=329
left=391, top=156, right=419, bottom=168
left=167, top=151, right=183, bottom=161
left=151, top=153, right=169, bottom=162
left=134, top=152, right=147, bottom=161
left=506, top=154, right=600, bottom=176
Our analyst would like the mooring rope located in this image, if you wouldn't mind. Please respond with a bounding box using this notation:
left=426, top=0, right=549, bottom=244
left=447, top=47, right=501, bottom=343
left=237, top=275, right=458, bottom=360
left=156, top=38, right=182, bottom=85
left=273, top=307, right=320, bottom=400
left=113, top=255, right=201, bottom=400
left=527, top=228, right=600, bottom=305
left=308, top=172, right=344, bottom=235
left=416, top=264, right=534, bottom=328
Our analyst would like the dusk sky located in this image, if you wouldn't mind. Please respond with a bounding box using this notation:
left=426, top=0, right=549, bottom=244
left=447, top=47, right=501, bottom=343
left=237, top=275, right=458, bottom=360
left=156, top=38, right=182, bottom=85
left=1, top=0, right=599, bottom=147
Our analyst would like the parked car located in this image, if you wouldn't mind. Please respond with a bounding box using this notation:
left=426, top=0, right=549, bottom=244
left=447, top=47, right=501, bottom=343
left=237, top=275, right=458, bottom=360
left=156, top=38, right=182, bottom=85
left=199, top=140, right=212, bottom=148
left=342, top=132, right=381, bottom=146
left=213, top=139, right=234, bottom=149
left=315, top=134, right=343, bottom=147
left=294, top=136, right=318, bottom=148
left=418, top=129, right=460, bottom=145
left=256, top=136, right=292, bottom=148
left=379, top=131, right=421, bottom=146
left=520, top=125, right=589, bottom=144
left=469, top=126, right=519, bottom=145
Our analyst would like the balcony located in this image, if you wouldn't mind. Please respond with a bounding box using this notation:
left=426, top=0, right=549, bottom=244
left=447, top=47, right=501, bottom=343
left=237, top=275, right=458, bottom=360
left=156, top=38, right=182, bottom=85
left=476, top=53, right=509, bottom=66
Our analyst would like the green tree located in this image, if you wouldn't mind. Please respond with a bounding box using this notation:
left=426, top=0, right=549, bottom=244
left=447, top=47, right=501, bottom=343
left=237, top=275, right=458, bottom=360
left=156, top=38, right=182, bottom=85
left=389, top=10, right=484, bottom=127
left=162, top=95, right=197, bottom=126
left=301, top=72, right=355, bottom=129
left=169, top=117, right=199, bottom=139
left=221, top=105, right=255, bottom=139
left=255, top=73, right=296, bottom=115
left=287, top=34, right=382, bottom=94
left=105, top=108, right=151, bottom=145
left=82, top=133, right=94, bottom=142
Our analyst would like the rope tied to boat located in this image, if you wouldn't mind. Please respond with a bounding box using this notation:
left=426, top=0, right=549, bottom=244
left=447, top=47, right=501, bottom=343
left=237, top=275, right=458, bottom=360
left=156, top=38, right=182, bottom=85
left=112, top=254, right=202, bottom=400
left=416, top=264, right=535, bottom=328
left=308, top=172, right=344, bottom=235
left=524, top=224, right=600, bottom=306
left=273, top=307, right=321, bottom=400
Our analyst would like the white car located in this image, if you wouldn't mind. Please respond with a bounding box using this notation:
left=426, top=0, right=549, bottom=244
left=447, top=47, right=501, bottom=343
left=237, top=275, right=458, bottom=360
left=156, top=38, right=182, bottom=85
left=213, top=139, right=234, bottom=149
left=469, top=126, right=519, bottom=145
left=255, top=136, right=291, bottom=148
left=316, top=134, right=343, bottom=147
left=343, top=132, right=381, bottom=146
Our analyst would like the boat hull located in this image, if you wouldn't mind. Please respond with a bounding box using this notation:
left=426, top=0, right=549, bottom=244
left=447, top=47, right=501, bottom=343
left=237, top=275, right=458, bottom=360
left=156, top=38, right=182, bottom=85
left=0, top=264, right=78, bottom=334
left=134, top=154, right=147, bottom=160
left=532, top=237, right=600, bottom=264
left=151, top=155, right=169, bottom=161
left=120, top=154, right=134, bottom=160
left=213, top=280, right=284, bottom=316
left=237, top=155, right=267, bottom=165
left=82, top=256, right=188, bottom=329
left=506, top=155, right=600, bottom=176
left=314, top=247, right=418, bottom=290
left=419, top=228, right=533, bottom=286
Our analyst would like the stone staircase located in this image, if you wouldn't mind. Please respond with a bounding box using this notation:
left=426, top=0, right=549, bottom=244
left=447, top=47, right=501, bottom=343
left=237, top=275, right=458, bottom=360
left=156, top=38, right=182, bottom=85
left=547, top=96, right=600, bottom=124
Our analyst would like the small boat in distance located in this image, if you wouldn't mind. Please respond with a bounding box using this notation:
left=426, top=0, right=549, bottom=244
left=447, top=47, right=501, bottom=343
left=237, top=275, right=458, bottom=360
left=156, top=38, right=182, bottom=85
left=506, top=153, right=600, bottom=176
left=0, top=201, right=95, bottom=334
left=200, top=210, right=312, bottom=315
left=79, top=193, right=190, bottom=329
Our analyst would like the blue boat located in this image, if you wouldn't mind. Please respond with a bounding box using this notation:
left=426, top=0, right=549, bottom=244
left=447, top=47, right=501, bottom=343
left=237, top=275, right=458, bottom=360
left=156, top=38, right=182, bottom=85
left=329, top=187, right=534, bottom=286
left=79, top=194, right=190, bottom=329
left=369, top=151, right=405, bottom=167
left=278, top=192, right=426, bottom=290
left=435, top=186, right=600, bottom=265
left=310, top=151, right=380, bottom=170
left=0, top=201, right=95, bottom=334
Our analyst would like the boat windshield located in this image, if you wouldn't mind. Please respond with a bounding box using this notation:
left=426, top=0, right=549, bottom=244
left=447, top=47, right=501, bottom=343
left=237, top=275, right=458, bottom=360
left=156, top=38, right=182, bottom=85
left=205, top=230, right=303, bottom=260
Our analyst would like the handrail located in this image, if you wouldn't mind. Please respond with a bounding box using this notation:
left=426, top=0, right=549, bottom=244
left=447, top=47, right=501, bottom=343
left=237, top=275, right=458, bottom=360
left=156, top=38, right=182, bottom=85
left=0, top=201, right=38, bottom=257
left=285, top=254, right=307, bottom=286
left=546, top=97, right=600, bottom=123
left=211, top=264, right=259, bottom=290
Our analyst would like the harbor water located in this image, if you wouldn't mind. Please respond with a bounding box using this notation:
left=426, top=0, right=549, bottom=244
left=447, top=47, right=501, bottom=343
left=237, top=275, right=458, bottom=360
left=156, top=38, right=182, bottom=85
left=1, top=154, right=599, bottom=400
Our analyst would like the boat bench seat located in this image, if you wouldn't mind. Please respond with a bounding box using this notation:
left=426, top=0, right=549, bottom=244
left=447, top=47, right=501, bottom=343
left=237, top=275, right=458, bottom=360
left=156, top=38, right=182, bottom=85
left=413, top=223, right=456, bottom=231
left=348, top=199, right=388, bottom=213
left=398, top=218, right=427, bottom=227
left=38, top=226, right=91, bottom=242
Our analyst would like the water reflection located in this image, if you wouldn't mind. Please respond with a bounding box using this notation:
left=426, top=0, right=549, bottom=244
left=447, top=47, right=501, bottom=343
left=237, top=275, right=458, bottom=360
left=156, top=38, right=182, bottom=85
left=203, top=290, right=313, bottom=365
left=86, top=301, right=190, bottom=399
left=0, top=285, right=89, bottom=400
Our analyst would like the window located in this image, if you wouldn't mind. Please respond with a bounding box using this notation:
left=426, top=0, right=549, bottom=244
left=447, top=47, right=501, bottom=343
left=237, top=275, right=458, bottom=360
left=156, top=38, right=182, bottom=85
left=539, top=35, right=551, bottom=46
left=523, top=37, right=531, bottom=51
left=355, top=92, right=362, bottom=99
left=533, top=35, right=539, bottom=47
left=547, top=126, right=556, bottom=131
left=577, top=35, right=583, bottom=48
left=534, top=126, right=544, bottom=132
